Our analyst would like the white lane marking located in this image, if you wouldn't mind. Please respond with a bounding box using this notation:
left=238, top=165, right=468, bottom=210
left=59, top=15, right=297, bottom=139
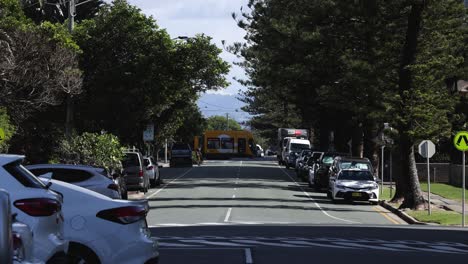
left=158, top=242, right=203, bottom=247
left=234, top=188, right=237, bottom=191
left=180, top=239, right=247, bottom=247
left=278, top=166, right=360, bottom=224
left=232, top=194, right=236, bottom=199
left=428, top=245, right=468, bottom=254
left=231, top=239, right=305, bottom=248
left=224, top=208, right=232, bottom=222
left=245, top=248, right=253, bottom=264
left=283, top=240, right=360, bottom=249
left=146, top=168, right=193, bottom=199
left=382, top=243, right=461, bottom=254
left=335, top=242, right=407, bottom=252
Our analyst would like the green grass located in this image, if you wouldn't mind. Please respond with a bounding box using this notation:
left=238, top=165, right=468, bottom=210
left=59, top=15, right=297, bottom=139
left=380, top=186, right=393, bottom=201
left=419, top=183, right=468, bottom=203
left=407, top=210, right=466, bottom=226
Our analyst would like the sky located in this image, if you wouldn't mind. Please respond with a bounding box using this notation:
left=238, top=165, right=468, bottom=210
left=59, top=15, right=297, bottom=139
left=126, top=0, right=249, bottom=96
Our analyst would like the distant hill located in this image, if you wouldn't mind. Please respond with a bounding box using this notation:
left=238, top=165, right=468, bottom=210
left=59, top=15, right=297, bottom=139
left=197, top=93, right=250, bottom=122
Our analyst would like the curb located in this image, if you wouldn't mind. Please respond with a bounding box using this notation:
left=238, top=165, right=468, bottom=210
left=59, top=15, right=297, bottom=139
left=379, top=200, right=429, bottom=225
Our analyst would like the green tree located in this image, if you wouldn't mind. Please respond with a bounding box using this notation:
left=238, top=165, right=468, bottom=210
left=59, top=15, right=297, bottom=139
left=0, top=107, right=15, bottom=152
left=74, top=0, right=229, bottom=146
left=54, top=132, right=124, bottom=170
left=206, top=115, right=242, bottom=131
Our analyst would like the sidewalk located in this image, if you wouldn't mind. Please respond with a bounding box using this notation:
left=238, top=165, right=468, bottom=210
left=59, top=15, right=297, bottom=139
left=421, top=191, right=468, bottom=213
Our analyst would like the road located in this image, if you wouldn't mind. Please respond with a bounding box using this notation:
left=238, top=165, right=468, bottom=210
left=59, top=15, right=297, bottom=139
left=141, top=158, right=468, bottom=264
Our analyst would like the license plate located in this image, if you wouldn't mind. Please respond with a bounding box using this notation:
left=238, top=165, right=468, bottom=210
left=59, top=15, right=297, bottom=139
left=352, top=192, right=362, bottom=197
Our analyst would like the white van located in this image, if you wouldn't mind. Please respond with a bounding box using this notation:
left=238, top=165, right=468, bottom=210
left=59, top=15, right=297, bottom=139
left=282, top=138, right=311, bottom=169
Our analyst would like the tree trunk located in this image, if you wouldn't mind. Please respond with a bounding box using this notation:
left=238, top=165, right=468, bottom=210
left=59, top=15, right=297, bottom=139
left=363, top=121, right=379, bottom=177
left=395, top=1, right=426, bottom=209
left=351, top=123, right=364, bottom=158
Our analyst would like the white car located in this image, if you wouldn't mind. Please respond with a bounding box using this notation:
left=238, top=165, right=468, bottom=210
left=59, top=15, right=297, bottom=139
left=328, top=169, right=379, bottom=204
left=144, top=157, right=162, bottom=187
left=0, top=155, right=68, bottom=263
left=26, top=164, right=121, bottom=199
left=12, top=219, right=43, bottom=264
left=38, top=177, right=159, bottom=264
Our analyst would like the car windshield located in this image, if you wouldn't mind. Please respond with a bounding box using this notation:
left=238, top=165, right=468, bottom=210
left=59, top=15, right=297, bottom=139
left=122, top=153, right=140, bottom=167
left=290, top=143, right=309, bottom=152
left=321, top=156, right=334, bottom=165
left=338, top=170, right=374, bottom=181
left=172, top=144, right=189, bottom=150
left=340, top=161, right=371, bottom=170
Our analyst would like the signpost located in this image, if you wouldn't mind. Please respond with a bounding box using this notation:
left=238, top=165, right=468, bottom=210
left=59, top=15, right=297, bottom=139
left=143, top=124, right=154, bottom=156
left=453, top=131, right=468, bottom=227
left=418, top=140, right=436, bottom=215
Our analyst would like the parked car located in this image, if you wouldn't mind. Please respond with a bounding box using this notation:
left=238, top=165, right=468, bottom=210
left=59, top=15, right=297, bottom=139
left=282, top=138, right=311, bottom=169
left=295, top=149, right=312, bottom=176
left=312, top=152, right=349, bottom=191
left=0, top=189, right=13, bottom=264
left=26, top=164, right=122, bottom=199
left=170, top=143, right=193, bottom=167
left=144, top=157, right=162, bottom=187
left=37, top=177, right=159, bottom=264
left=328, top=169, right=379, bottom=204
left=328, top=157, right=374, bottom=181
left=12, top=217, right=41, bottom=264
left=255, top=144, right=265, bottom=157
left=307, top=151, right=324, bottom=187
left=0, top=155, right=68, bottom=263
left=122, top=151, right=150, bottom=193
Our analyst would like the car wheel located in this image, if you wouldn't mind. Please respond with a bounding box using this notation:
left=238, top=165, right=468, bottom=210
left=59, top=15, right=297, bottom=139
left=150, top=178, right=156, bottom=188
left=370, top=201, right=378, bottom=205
left=68, top=244, right=100, bottom=264
left=286, top=163, right=290, bottom=169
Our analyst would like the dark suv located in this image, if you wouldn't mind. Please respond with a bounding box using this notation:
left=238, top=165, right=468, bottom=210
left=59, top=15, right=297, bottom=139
left=122, top=151, right=150, bottom=192
left=313, top=152, right=350, bottom=191
left=170, top=143, right=193, bottom=167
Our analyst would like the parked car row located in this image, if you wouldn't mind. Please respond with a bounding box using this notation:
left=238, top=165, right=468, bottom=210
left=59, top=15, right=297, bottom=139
left=290, top=151, right=380, bottom=204
left=0, top=154, right=159, bottom=263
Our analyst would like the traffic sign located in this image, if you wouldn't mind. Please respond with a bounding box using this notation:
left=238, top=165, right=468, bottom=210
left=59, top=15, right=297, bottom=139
left=454, top=131, right=468, bottom=151
left=0, top=128, right=4, bottom=142
left=418, top=140, right=436, bottom=158
left=143, top=123, right=154, bottom=142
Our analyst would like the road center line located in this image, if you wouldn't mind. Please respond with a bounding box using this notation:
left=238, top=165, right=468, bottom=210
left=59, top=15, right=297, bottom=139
left=224, top=208, right=232, bottom=222
left=245, top=248, right=253, bottom=264
left=146, top=168, right=193, bottom=199
left=372, top=206, right=400, bottom=225
left=278, top=166, right=360, bottom=224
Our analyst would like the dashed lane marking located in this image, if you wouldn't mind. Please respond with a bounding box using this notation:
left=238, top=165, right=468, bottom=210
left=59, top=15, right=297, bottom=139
left=245, top=248, right=253, bottom=264
left=224, top=208, right=232, bottom=222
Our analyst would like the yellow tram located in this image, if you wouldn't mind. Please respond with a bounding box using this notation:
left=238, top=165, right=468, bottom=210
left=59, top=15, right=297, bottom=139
left=194, top=130, right=256, bottom=159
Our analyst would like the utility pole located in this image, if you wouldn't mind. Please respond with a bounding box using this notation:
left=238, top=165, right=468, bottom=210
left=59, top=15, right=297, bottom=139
left=65, top=0, right=76, bottom=138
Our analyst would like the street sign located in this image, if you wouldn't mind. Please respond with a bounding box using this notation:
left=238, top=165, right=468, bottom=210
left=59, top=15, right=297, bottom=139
left=143, top=123, right=154, bottom=142
left=0, top=128, right=4, bottom=142
left=453, top=131, right=468, bottom=227
left=454, top=131, right=468, bottom=151
left=418, top=140, right=436, bottom=158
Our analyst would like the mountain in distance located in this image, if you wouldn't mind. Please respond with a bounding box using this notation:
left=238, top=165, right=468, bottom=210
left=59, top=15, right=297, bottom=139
left=197, top=93, right=250, bottom=123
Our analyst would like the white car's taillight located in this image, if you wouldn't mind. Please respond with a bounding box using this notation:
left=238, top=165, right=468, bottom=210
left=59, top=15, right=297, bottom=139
left=96, top=206, right=147, bottom=225
left=14, top=198, right=61, bottom=217
left=12, top=233, right=25, bottom=261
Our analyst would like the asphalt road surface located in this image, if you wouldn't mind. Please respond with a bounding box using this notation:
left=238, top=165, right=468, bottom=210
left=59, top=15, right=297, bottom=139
left=143, top=158, right=468, bottom=264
